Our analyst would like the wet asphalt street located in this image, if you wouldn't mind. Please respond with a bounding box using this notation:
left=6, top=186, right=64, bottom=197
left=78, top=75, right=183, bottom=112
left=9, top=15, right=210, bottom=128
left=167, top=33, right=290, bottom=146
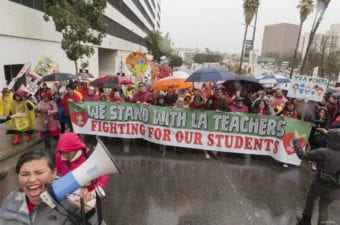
left=0, top=138, right=339, bottom=225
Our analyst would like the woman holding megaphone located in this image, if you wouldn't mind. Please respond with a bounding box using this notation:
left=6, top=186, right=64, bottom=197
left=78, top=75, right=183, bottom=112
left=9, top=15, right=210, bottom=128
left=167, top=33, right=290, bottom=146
left=0, top=149, right=106, bottom=225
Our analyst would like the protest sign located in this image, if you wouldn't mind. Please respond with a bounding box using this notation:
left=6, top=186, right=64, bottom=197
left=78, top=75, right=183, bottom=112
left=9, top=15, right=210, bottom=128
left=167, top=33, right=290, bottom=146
left=7, top=63, right=31, bottom=90
left=287, top=75, right=328, bottom=102
left=69, top=102, right=311, bottom=166
left=32, top=56, right=59, bottom=77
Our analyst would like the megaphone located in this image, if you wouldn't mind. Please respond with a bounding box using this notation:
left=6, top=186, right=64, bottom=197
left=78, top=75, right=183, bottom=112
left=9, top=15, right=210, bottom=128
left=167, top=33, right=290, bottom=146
left=40, top=138, right=121, bottom=208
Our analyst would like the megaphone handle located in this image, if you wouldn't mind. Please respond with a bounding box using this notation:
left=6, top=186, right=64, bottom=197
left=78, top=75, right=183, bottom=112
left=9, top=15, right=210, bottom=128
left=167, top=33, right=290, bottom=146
left=96, top=195, right=103, bottom=225
left=80, top=197, right=86, bottom=225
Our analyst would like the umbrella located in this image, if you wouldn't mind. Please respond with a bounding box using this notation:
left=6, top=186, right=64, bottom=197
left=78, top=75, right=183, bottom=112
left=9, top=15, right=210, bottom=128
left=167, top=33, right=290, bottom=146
left=185, top=67, right=236, bottom=82
left=325, top=87, right=335, bottom=94
left=79, top=72, right=95, bottom=81
left=91, top=74, right=119, bottom=88
left=331, top=92, right=340, bottom=98
left=40, top=73, right=75, bottom=82
left=256, top=73, right=291, bottom=84
left=118, top=76, right=134, bottom=85
left=173, top=71, right=189, bottom=79
left=151, top=77, right=193, bottom=91
left=222, top=75, right=263, bottom=93
left=276, top=82, right=291, bottom=91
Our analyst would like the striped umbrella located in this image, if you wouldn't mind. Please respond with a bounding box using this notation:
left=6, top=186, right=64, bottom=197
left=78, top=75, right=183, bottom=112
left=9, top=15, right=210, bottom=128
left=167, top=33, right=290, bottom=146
left=256, top=74, right=291, bottom=84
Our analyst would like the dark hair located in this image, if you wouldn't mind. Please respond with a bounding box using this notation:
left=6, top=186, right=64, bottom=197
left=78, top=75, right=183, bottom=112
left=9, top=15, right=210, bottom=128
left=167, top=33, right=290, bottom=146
left=16, top=150, right=55, bottom=174
left=66, top=83, right=76, bottom=90
left=138, top=82, right=145, bottom=87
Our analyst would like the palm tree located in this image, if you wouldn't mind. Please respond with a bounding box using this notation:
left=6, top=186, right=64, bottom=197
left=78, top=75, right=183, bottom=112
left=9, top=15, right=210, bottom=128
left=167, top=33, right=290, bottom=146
left=300, top=0, right=332, bottom=75
left=238, top=0, right=260, bottom=75
left=289, top=0, right=315, bottom=78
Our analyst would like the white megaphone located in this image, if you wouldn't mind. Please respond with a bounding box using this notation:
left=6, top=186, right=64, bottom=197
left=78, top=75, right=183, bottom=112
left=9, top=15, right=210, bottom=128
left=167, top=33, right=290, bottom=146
left=40, top=138, right=121, bottom=208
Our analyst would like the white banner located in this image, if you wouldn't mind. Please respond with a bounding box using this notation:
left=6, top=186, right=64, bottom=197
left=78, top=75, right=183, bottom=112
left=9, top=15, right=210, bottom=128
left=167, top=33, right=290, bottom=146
left=287, top=75, right=328, bottom=102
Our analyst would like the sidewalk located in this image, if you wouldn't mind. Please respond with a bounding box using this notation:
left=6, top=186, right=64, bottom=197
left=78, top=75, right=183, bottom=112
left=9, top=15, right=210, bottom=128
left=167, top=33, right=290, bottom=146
left=0, top=123, right=43, bottom=163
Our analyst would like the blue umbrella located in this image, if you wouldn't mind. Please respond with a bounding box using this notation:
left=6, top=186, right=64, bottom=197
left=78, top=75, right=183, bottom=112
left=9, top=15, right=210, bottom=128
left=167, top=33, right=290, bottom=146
left=185, top=67, right=236, bottom=82
left=256, top=74, right=291, bottom=84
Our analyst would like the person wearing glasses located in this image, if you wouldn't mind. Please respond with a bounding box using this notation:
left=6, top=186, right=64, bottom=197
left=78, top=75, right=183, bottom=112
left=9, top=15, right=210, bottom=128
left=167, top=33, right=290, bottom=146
left=131, top=82, right=153, bottom=104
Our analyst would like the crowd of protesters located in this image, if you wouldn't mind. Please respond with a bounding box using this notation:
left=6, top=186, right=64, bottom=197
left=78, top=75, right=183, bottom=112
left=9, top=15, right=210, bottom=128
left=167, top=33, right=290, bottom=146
left=1, top=78, right=340, bottom=168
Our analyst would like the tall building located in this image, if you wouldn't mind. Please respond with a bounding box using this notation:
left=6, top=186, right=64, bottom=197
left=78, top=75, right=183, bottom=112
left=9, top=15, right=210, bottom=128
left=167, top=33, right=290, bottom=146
left=300, top=24, right=340, bottom=57
left=173, top=48, right=201, bottom=62
left=0, top=0, right=161, bottom=88
left=328, top=24, right=340, bottom=36
left=261, top=23, right=299, bottom=56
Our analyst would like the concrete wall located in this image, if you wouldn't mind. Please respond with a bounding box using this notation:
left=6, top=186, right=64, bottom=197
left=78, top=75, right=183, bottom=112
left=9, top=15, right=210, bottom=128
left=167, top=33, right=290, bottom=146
left=0, top=1, right=148, bottom=90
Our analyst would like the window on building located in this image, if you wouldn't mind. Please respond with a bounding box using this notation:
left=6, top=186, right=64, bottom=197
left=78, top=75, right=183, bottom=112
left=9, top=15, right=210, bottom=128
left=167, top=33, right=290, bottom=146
left=4, top=64, right=26, bottom=91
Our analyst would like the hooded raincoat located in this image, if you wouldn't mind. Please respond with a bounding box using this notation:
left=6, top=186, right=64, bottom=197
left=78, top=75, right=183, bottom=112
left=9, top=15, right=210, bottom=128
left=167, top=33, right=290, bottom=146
left=55, top=133, right=109, bottom=192
left=7, top=91, right=37, bottom=134
left=0, top=189, right=105, bottom=225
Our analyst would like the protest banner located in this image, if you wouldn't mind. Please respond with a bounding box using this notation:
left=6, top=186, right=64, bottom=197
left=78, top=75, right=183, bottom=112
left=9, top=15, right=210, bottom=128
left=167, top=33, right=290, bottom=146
left=69, top=102, right=311, bottom=166
left=287, top=75, right=329, bottom=102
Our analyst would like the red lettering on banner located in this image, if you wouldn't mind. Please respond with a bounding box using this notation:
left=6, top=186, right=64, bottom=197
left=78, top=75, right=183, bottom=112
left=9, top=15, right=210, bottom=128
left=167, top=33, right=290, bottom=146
left=148, top=127, right=154, bottom=138
left=206, top=134, right=280, bottom=154
left=273, top=141, right=279, bottom=153
left=254, top=138, right=264, bottom=150
left=214, top=134, right=224, bottom=147
left=103, top=122, right=110, bottom=133
left=91, top=120, right=97, bottom=131
left=130, top=123, right=139, bottom=135
left=207, top=134, right=214, bottom=146
left=193, top=132, right=202, bottom=145
left=235, top=136, right=243, bottom=149
left=109, top=123, right=117, bottom=133
left=140, top=124, right=145, bottom=135
left=244, top=137, right=252, bottom=150
left=154, top=128, right=162, bottom=140
left=175, top=131, right=202, bottom=145
left=163, top=129, right=171, bottom=141
left=264, top=139, right=274, bottom=151
left=176, top=131, right=183, bottom=142
left=117, top=124, right=124, bottom=134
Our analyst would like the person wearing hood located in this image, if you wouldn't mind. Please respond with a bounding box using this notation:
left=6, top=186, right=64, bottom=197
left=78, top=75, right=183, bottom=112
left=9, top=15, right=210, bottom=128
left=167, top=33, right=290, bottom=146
left=189, top=93, right=206, bottom=110
left=55, top=132, right=110, bottom=192
left=7, top=90, right=37, bottom=145
left=0, top=87, right=13, bottom=117
left=229, top=96, right=248, bottom=113
left=37, top=91, right=59, bottom=150
left=183, top=93, right=192, bottom=107
left=292, top=129, right=340, bottom=225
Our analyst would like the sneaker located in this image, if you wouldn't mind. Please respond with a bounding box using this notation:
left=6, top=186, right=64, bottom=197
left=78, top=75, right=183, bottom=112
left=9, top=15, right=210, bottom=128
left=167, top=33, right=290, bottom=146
left=296, top=214, right=311, bottom=225
left=311, top=163, right=317, bottom=171
left=211, top=152, right=218, bottom=160
left=205, top=153, right=210, bottom=159
left=282, top=163, right=288, bottom=168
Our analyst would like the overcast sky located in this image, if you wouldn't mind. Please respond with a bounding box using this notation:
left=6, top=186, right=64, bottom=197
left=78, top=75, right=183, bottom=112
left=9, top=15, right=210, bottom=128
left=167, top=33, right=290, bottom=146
left=160, top=0, right=340, bottom=54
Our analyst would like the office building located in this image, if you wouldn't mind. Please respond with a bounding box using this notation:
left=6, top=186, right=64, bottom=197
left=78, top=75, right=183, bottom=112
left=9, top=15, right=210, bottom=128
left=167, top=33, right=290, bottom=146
left=0, top=0, right=161, bottom=88
left=261, top=23, right=299, bottom=56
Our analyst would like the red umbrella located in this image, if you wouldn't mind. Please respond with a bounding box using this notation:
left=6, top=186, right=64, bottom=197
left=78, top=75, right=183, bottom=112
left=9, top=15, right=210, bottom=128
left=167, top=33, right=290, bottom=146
left=118, top=76, right=134, bottom=85
left=91, top=75, right=119, bottom=88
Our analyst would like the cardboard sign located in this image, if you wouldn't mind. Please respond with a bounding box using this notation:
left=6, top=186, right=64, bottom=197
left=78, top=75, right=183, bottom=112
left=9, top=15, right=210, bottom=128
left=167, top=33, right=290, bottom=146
left=287, top=75, right=329, bottom=102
